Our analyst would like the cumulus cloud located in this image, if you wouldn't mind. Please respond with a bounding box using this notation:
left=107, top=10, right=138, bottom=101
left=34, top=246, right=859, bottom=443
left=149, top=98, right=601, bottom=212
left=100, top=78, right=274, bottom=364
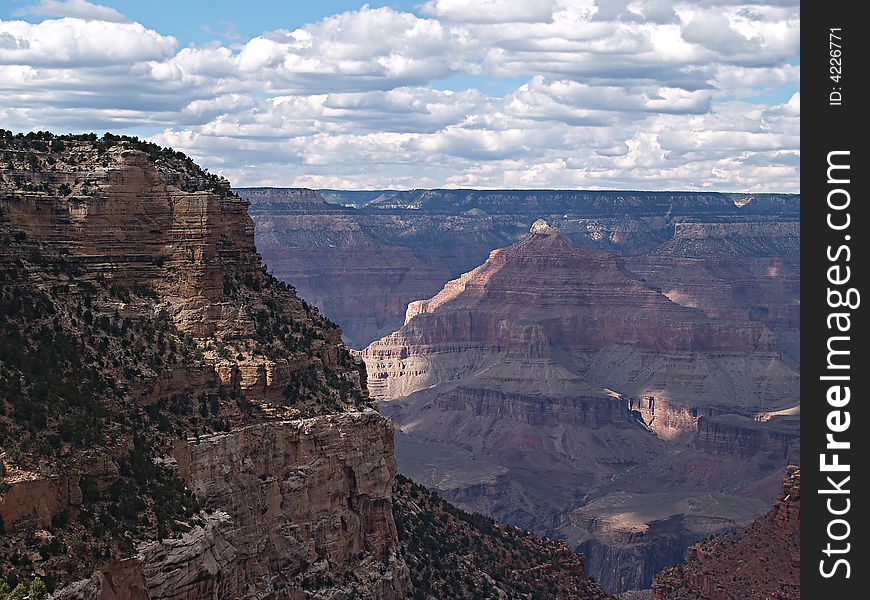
left=0, top=0, right=800, bottom=192
left=231, top=8, right=468, bottom=93
left=0, top=18, right=176, bottom=66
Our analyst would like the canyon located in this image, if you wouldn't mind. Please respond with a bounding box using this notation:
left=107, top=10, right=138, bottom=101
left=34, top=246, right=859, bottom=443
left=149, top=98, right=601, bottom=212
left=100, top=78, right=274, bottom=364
left=0, top=131, right=607, bottom=599
left=242, top=187, right=799, bottom=592
left=241, top=188, right=799, bottom=362
left=360, top=225, right=799, bottom=593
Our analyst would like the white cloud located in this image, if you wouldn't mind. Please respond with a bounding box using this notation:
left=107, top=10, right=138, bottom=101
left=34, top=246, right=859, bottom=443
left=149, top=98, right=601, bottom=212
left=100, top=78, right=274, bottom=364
left=0, top=18, right=176, bottom=66
left=0, top=1, right=800, bottom=192
left=15, top=0, right=129, bottom=23
left=229, top=7, right=465, bottom=93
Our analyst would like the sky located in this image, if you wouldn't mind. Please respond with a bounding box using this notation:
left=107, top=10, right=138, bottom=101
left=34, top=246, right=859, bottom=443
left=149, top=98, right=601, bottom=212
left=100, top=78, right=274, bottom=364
left=0, top=0, right=800, bottom=191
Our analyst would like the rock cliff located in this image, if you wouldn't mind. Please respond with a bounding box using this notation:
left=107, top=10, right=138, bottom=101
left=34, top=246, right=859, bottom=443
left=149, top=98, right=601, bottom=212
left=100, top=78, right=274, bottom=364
left=362, top=226, right=799, bottom=592
left=651, top=466, right=800, bottom=599
left=0, top=131, right=409, bottom=598
left=623, top=221, right=800, bottom=366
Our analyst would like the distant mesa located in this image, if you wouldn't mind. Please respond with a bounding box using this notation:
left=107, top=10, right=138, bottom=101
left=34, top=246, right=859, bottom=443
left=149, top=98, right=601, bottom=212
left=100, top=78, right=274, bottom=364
left=243, top=187, right=799, bottom=351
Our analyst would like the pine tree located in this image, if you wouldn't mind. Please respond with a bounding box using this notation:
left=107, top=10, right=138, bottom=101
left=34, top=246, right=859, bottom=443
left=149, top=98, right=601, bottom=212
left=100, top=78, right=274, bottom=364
left=29, top=577, right=48, bottom=600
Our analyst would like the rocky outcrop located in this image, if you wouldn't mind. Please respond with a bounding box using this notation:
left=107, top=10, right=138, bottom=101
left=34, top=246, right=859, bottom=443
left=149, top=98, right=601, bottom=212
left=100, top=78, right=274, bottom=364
left=434, top=386, right=631, bottom=430
left=62, top=413, right=412, bottom=600
left=692, top=414, right=799, bottom=463
left=627, top=397, right=709, bottom=440
left=1, top=143, right=259, bottom=338
left=566, top=490, right=771, bottom=594
left=0, top=136, right=367, bottom=410
left=0, top=132, right=405, bottom=598
left=363, top=226, right=799, bottom=592
left=164, top=411, right=408, bottom=599
left=578, top=530, right=692, bottom=596
left=52, top=558, right=150, bottom=600
left=0, top=475, right=82, bottom=529
left=651, top=467, right=800, bottom=599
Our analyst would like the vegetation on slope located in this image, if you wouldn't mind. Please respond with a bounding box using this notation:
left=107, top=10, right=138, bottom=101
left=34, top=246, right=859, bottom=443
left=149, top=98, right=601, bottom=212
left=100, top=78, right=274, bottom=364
left=0, top=132, right=368, bottom=592
left=393, top=474, right=613, bottom=600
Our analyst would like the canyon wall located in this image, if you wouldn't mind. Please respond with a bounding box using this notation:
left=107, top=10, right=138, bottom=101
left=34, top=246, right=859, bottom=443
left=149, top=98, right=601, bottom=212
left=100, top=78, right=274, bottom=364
left=652, top=466, right=800, bottom=600
left=245, top=188, right=452, bottom=349
left=624, top=220, right=800, bottom=366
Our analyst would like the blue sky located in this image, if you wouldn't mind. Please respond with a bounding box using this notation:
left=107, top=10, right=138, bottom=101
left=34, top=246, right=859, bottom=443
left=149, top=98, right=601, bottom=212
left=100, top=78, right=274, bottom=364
left=0, top=0, right=800, bottom=191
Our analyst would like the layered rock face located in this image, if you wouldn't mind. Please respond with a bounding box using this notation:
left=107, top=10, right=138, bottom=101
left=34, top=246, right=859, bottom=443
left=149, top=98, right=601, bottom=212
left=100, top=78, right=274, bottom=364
left=1, top=133, right=610, bottom=600
left=0, top=133, right=409, bottom=598
left=624, top=221, right=800, bottom=366
left=652, top=467, right=800, bottom=599
left=693, top=414, right=799, bottom=463
left=365, top=230, right=796, bottom=410
left=242, top=188, right=799, bottom=352
left=363, top=227, right=799, bottom=592
left=60, top=413, right=409, bottom=600
left=2, top=142, right=261, bottom=338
